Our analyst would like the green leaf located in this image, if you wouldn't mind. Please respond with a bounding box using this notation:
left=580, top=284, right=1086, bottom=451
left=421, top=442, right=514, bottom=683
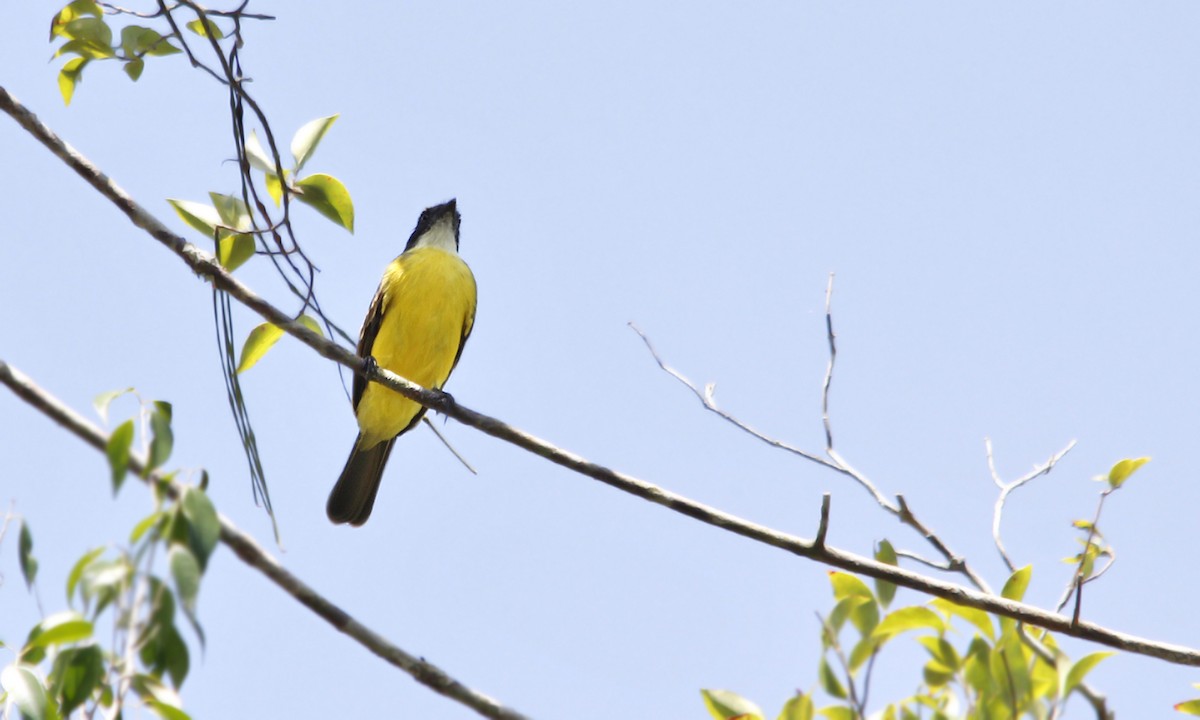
left=132, top=674, right=186, bottom=715
left=265, top=171, right=284, bottom=206
left=50, top=1, right=103, bottom=40
left=701, top=689, right=764, bottom=720
left=298, top=314, right=324, bottom=337
left=53, top=37, right=114, bottom=60
left=872, top=606, right=945, bottom=639
left=237, top=322, right=284, bottom=374
left=818, top=659, right=847, bottom=700
left=778, top=693, right=814, bottom=720
left=92, top=387, right=132, bottom=424
left=106, top=419, right=134, bottom=493
left=180, top=487, right=220, bottom=569
left=147, top=400, right=173, bottom=471
left=58, top=56, right=88, bottom=106
left=1107, top=456, right=1150, bottom=489
left=829, top=572, right=873, bottom=601
left=244, top=130, right=278, bottom=174
left=874, top=540, right=898, bottom=607
left=931, top=598, right=995, bottom=640
left=1, top=664, right=53, bottom=720
left=130, top=511, right=163, bottom=543
left=917, top=635, right=961, bottom=671
left=124, top=57, right=145, bottom=81
left=148, top=700, right=193, bottom=720
left=50, top=645, right=104, bottom=716
left=25, top=611, right=93, bottom=650
left=120, top=25, right=179, bottom=57
left=291, top=114, right=339, bottom=172
left=62, top=16, right=112, bottom=47
left=816, top=706, right=855, bottom=720
left=1001, top=565, right=1032, bottom=602
left=847, top=635, right=882, bottom=672
left=169, top=545, right=201, bottom=617
left=1064, top=652, right=1113, bottom=697
left=1176, top=699, right=1200, bottom=715
left=209, top=192, right=251, bottom=231
left=19, top=521, right=37, bottom=589
left=294, top=173, right=354, bottom=232
left=217, top=233, right=255, bottom=271
left=66, top=547, right=105, bottom=605
left=167, top=199, right=222, bottom=238
left=186, top=17, right=223, bottom=39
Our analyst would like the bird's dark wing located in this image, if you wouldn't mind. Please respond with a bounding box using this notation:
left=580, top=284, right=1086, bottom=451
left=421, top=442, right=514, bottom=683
left=449, top=303, right=475, bottom=374
left=353, top=283, right=387, bottom=411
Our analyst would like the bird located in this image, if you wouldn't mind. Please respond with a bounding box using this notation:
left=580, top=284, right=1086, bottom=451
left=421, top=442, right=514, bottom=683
left=327, top=198, right=477, bottom=526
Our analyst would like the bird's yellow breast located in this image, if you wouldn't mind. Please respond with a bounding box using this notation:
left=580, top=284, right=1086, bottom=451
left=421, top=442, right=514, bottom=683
left=355, top=246, right=476, bottom=447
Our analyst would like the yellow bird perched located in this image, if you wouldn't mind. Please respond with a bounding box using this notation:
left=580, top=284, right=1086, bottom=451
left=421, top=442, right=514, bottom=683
left=327, top=199, right=477, bottom=526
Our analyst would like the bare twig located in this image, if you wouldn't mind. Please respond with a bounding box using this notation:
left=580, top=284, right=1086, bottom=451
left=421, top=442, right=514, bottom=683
left=988, top=437, right=1078, bottom=573
left=814, top=493, right=831, bottom=549
left=0, top=360, right=529, bottom=720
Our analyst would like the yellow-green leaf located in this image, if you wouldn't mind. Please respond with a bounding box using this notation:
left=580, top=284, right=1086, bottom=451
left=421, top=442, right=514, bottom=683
left=778, top=693, right=814, bottom=720
left=106, top=419, right=134, bottom=493
left=291, top=114, right=339, bottom=171
left=51, top=0, right=103, bottom=40
left=237, top=323, right=284, bottom=374
left=167, top=199, right=221, bottom=237
left=829, top=572, right=873, bottom=601
left=1064, top=652, right=1113, bottom=696
left=58, top=56, right=88, bottom=106
left=872, top=606, right=945, bottom=638
left=297, top=314, right=324, bottom=337
left=218, top=234, right=255, bottom=271
left=123, top=58, right=144, bottom=81
left=186, top=17, right=223, bottom=39
left=294, top=173, right=354, bottom=232
left=1176, top=699, right=1200, bottom=715
left=244, top=129, right=278, bottom=174
left=931, top=598, right=995, bottom=640
left=701, top=689, right=764, bottom=720
left=209, top=192, right=251, bottom=231
left=1001, top=565, right=1032, bottom=602
left=265, top=172, right=283, bottom=206
left=1107, top=456, right=1150, bottom=489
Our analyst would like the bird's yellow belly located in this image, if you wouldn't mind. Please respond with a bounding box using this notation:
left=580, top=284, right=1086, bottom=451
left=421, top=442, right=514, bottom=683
left=355, top=247, right=476, bottom=447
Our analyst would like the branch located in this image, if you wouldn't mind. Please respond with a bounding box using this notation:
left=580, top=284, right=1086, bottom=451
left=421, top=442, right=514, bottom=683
left=0, top=360, right=528, bottom=720
left=4, top=86, right=1200, bottom=669
left=988, top=437, right=1077, bottom=573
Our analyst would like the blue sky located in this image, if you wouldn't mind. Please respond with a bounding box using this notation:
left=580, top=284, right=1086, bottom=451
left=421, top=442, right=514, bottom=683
left=3, top=2, right=1200, bottom=717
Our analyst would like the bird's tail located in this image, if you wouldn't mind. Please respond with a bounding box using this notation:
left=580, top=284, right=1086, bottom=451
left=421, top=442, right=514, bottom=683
left=327, top=434, right=396, bottom=526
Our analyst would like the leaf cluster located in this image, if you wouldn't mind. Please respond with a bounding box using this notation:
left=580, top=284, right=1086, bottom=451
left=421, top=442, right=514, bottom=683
left=1, top=393, right=218, bottom=720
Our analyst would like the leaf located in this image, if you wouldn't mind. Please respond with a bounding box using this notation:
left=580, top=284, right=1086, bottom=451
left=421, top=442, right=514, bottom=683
left=701, top=689, right=765, bottom=720
left=120, top=25, right=179, bottom=57
left=180, top=487, right=220, bottom=569
left=872, top=606, right=945, bottom=639
left=930, top=598, right=995, bottom=640
left=874, top=540, right=898, bottom=607
left=19, top=521, right=37, bottom=589
left=298, top=314, right=324, bottom=337
left=244, top=130, right=278, bottom=174
left=778, top=694, right=814, bottom=720
left=169, top=545, right=201, bottom=620
left=294, top=173, right=354, bottom=232
left=1107, top=456, right=1150, bottom=489
left=93, top=387, right=132, bottom=424
left=237, top=323, right=284, bottom=374
left=829, top=572, right=873, bottom=601
left=217, top=234, right=255, bottom=271
left=66, top=547, right=106, bottom=605
left=818, top=659, right=847, bottom=700
left=1064, top=652, right=1113, bottom=697
left=51, top=0, right=103, bottom=40
left=265, top=171, right=284, bottom=206
left=1001, top=565, right=1032, bottom=602
left=1, top=664, right=52, bottom=720
left=106, top=419, right=134, bottom=493
left=817, top=704, right=855, bottom=720
left=58, top=56, right=88, bottom=106
left=147, top=400, right=173, bottom=471
left=209, top=192, right=251, bottom=231
left=148, top=700, right=193, bottom=720
left=50, top=645, right=104, bottom=716
left=290, top=114, right=339, bottom=172
left=167, top=199, right=222, bottom=238
left=130, top=511, right=163, bottom=543
left=25, top=611, right=93, bottom=650
left=1176, top=699, right=1200, bottom=715
left=124, top=57, right=145, bottom=81
left=186, top=17, right=223, bottom=39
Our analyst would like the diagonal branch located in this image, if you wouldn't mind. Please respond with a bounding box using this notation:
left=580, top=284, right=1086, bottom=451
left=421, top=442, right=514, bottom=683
left=0, top=360, right=529, bottom=720
left=4, top=85, right=1200, bottom=670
